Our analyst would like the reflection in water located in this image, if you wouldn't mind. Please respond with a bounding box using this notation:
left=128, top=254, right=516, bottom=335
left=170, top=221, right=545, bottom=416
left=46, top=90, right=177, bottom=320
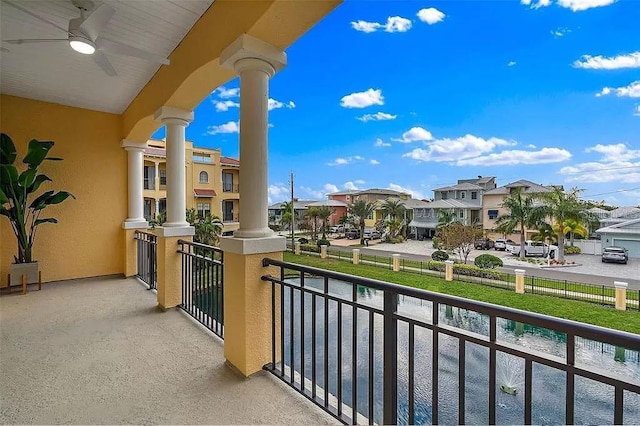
left=280, top=277, right=640, bottom=425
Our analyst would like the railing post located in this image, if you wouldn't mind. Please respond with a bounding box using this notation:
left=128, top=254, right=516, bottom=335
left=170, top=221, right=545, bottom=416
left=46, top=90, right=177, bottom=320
left=352, top=248, right=360, bottom=265
left=294, top=241, right=301, bottom=255
left=320, top=244, right=327, bottom=259
left=383, top=290, right=398, bottom=425
left=445, top=260, right=454, bottom=281
left=392, top=254, right=400, bottom=272
left=515, top=269, right=525, bottom=294
left=614, top=281, right=628, bottom=311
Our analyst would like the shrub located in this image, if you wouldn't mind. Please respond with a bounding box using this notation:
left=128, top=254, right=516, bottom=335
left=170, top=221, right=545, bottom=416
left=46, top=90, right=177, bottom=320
left=297, top=237, right=309, bottom=244
left=392, top=236, right=405, bottom=244
left=565, top=246, right=581, bottom=254
left=269, top=224, right=282, bottom=232
left=474, top=254, right=503, bottom=269
left=432, top=237, right=442, bottom=249
left=317, top=239, right=331, bottom=247
left=432, top=250, right=449, bottom=261
left=425, top=260, right=503, bottom=280
left=300, top=244, right=320, bottom=253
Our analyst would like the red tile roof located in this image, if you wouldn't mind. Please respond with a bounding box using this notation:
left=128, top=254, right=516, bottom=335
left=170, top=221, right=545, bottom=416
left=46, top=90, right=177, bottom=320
left=194, top=189, right=217, bottom=197
left=145, top=147, right=166, bottom=157
left=221, top=156, right=239, bottom=165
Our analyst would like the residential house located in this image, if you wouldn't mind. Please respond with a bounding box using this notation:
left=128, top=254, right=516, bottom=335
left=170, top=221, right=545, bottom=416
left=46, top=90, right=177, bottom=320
left=327, top=188, right=411, bottom=227
left=482, top=179, right=553, bottom=240
left=410, top=177, right=496, bottom=239
left=268, top=199, right=318, bottom=230
left=596, top=218, right=640, bottom=258
left=143, top=139, right=240, bottom=235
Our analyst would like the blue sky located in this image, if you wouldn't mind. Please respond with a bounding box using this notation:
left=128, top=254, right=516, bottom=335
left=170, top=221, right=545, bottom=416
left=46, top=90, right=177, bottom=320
left=154, top=0, right=640, bottom=206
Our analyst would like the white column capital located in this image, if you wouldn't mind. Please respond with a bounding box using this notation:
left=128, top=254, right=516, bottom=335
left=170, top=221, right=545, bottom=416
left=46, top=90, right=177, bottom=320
left=614, top=281, right=628, bottom=289
left=153, top=106, right=194, bottom=126
left=121, top=140, right=147, bottom=151
left=514, top=269, right=526, bottom=275
left=220, top=34, right=287, bottom=75
left=444, top=260, right=455, bottom=265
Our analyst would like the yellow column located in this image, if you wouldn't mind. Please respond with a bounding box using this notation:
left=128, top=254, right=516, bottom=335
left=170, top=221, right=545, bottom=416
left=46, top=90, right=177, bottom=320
left=392, top=254, right=400, bottom=272
left=352, top=249, right=360, bottom=265
left=320, top=244, right=328, bottom=259
left=515, top=269, right=525, bottom=294
left=614, top=281, right=628, bottom=311
left=294, top=241, right=301, bottom=255
left=445, top=260, right=454, bottom=281
left=156, top=228, right=194, bottom=309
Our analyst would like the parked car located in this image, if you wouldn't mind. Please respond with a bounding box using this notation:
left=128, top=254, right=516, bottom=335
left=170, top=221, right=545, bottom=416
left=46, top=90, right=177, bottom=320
left=329, top=225, right=345, bottom=233
left=346, top=228, right=360, bottom=240
left=601, top=246, right=629, bottom=264
left=474, top=238, right=495, bottom=250
left=508, top=240, right=558, bottom=258
left=363, top=228, right=381, bottom=240
left=494, top=238, right=515, bottom=251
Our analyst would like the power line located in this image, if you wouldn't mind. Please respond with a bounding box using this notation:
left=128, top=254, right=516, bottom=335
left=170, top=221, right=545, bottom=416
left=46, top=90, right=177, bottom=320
left=582, top=187, right=640, bottom=199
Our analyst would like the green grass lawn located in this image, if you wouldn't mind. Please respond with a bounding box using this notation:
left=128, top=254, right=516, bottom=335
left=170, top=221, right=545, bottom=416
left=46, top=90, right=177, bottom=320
left=283, top=252, right=640, bottom=334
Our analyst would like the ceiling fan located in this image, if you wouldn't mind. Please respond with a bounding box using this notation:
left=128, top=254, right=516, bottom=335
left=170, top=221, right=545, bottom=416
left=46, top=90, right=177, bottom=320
left=2, top=0, right=170, bottom=76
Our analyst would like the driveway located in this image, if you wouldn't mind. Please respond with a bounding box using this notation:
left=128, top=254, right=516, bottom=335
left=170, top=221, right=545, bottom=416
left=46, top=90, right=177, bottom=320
left=330, top=239, right=639, bottom=289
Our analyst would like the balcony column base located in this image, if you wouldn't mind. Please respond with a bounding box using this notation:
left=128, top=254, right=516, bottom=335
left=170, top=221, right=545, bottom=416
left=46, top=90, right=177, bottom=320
left=122, top=221, right=149, bottom=277
left=156, top=226, right=194, bottom=309
left=220, top=235, right=286, bottom=376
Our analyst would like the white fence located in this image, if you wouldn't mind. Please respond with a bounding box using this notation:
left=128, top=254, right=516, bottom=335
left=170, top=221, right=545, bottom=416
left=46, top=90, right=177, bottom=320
left=572, top=239, right=602, bottom=255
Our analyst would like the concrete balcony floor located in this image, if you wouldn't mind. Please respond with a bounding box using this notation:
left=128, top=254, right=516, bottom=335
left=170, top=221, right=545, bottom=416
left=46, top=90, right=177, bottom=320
left=0, top=276, right=335, bottom=425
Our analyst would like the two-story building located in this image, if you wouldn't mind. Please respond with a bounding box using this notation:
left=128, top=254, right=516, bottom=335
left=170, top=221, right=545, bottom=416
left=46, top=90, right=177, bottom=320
left=326, top=188, right=411, bottom=227
left=268, top=199, right=318, bottom=230
left=143, top=139, right=240, bottom=235
left=410, top=177, right=496, bottom=239
left=482, top=179, right=553, bottom=240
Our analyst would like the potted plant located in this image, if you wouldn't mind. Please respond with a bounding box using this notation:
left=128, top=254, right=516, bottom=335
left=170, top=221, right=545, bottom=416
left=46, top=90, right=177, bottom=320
left=0, top=133, right=74, bottom=287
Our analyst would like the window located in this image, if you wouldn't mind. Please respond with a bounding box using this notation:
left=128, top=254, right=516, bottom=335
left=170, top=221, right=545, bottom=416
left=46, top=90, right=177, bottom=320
left=159, top=169, right=166, bottom=185
left=460, top=192, right=466, bottom=199
left=193, top=154, right=212, bottom=163
left=197, top=202, right=210, bottom=217
left=488, top=209, right=498, bottom=219
left=441, top=192, right=448, bottom=200
left=199, top=171, right=208, bottom=183
left=222, top=172, right=234, bottom=192
left=143, top=166, right=155, bottom=190
left=367, top=212, right=374, bottom=220
left=471, top=191, right=477, bottom=200
left=346, top=195, right=350, bottom=201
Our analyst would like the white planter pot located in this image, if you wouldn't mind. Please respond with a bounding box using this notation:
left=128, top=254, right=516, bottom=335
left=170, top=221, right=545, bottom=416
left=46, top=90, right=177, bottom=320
left=10, top=262, right=39, bottom=286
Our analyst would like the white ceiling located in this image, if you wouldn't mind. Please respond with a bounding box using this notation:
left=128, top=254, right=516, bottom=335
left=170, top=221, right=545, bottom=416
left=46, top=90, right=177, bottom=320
left=0, top=0, right=214, bottom=114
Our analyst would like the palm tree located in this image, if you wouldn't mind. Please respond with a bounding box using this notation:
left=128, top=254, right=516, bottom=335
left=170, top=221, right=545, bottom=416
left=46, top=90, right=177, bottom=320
left=306, top=207, right=320, bottom=241
left=495, top=188, right=546, bottom=259
left=279, top=201, right=294, bottom=230
left=537, top=186, right=587, bottom=263
left=350, top=200, right=376, bottom=245
left=555, top=218, right=588, bottom=247
left=317, top=205, right=332, bottom=239
left=436, top=208, right=460, bottom=229
left=531, top=221, right=556, bottom=257
left=194, top=214, right=223, bottom=247
left=381, top=199, right=406, bottom=238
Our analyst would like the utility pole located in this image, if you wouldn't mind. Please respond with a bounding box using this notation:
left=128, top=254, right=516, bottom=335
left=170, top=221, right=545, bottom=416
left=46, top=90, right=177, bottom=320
left=290, top=172, right=295, bottom=250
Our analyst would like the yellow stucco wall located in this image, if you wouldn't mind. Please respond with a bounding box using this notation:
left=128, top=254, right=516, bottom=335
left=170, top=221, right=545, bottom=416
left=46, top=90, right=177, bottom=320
left=0, top=95, right=125, bottom=285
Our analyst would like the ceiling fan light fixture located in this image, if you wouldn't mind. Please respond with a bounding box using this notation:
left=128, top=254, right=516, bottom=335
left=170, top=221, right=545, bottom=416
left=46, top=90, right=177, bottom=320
left=69, top=36, right=95, bottom=54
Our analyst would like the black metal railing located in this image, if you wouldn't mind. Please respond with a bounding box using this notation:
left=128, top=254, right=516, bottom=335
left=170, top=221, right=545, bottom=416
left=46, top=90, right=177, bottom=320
left=177, top=240, right=224, bottom=338
left=261, top=259, right=640, bottom=425
left=223, top=184, right=240, bottom=193
left=134, top=230, right=157, bottom=290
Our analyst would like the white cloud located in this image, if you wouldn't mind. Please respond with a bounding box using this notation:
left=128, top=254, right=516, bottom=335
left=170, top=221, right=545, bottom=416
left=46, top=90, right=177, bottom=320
left=521, top=0, right=551, bottom=9
left=327, top=156, right=365, bottom=166
left=340, top=89, right=384, bottom=108
left=214, top=100, right=239, bottom=112
left=357, top=112, right=397, bottom=122
left=573, top=52, right=640, bottom=70
left=268, top=184, right=289, bottom=203
left=457, top=147, right=572, bottom=166
left=557, top=0, right=616, bottom=11
left=551, top=27, right=571, bottom=37
left=507, top=61, right=517, bottom=67
left=403, top=134, right=517, bottom=163
left=351, top=16, right=412, bottom=33
left=301, top=183, right=340, bottom=199
left=560, top=143, right=640, bottom=183
left=268, top=98, right=296, bottom=111
left=388, top=184, right=425, bottom=200
left=214, top=86, right=239, bottom=98
left=370, top=159, right=380, bottom=165
left=354, top=179, right=366, bottom=185
left=374, top=138, right=391, bottom=147
left=392, top=126, right=434, bottom=143
left=206, top=121, right=239, bottom=135
left=416, top=8, right=445, bottom=25
left=635, top=105, right=640, bottom=116
left=344, top=181, right=360, bottom=190
left=596, top=81, right=640, bottom=98
left=527, top=144, right=537, bottom=149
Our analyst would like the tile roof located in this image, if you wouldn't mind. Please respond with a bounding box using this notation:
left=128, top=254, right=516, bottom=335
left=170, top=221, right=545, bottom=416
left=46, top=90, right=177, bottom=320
left=416, top=199, right=480, bottom=209
left=194, top=189, right=217, bottom=197
left=268, top=200, right=318, bottom=209
left=306, top=200, right=349, bottom=208
left=483, top=179, right=552, bottom=195
left=144, top=147, right=166, bottom=157
left=221, top=156, right=239, bottom=165
left=433, top=182, right=483, bottom=191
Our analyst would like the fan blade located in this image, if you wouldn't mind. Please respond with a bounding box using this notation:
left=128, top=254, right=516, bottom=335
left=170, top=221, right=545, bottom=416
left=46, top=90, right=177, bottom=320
left=4, top=39, right=68, bottom=44
left=78, top=3, right=115, bottom=41
left=92, top=50, right=117, bottom=77
left=96, top=37, right=169, bottom=65
left=2, top=0, right=69, bottom=34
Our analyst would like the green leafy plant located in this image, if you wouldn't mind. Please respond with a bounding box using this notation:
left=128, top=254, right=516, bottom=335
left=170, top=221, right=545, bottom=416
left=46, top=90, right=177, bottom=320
left=432, top=250, right=449, bottom=261
left=316, top=238, right=331, bottom=248
left=564, top=245, right=581, bottom=255
left=474, top=254, right=504, bottom=269
left=0, top=133, right=75, bottom=264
